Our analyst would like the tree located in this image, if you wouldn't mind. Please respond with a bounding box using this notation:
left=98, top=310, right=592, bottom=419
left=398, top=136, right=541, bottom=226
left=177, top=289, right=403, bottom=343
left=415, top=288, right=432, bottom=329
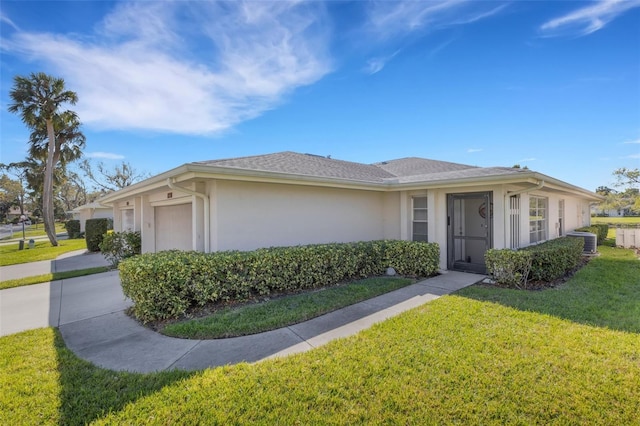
left=595, top=186, right=614, bottom=196
left=80, top=159, right=148, bottom=194
left=8, top=73, right=80, bottom=246
left=0, top=174, right=27, bottom=222
left=609, top=168, right=640, bottom=215
left=613, top=168, right=640, bottom=187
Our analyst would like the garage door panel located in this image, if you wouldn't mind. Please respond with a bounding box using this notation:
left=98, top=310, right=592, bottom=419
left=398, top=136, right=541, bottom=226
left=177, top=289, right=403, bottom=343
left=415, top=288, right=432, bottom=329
left=155, top=204, right=192, bottom=251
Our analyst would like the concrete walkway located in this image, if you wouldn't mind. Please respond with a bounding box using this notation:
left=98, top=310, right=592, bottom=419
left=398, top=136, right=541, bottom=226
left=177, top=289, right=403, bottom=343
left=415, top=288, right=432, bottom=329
left=0, top=249, right=110, bottom=281
left=0, top=267, right=482, bottom=373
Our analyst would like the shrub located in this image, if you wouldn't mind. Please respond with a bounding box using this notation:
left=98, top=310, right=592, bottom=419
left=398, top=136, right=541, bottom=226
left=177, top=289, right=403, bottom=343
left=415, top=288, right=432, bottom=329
left=485, top=249, right=533, bottom=289
left=64, top=220, right=81, bottom=239
left=99, top=230, right=141, bottom=267
left=119, top=240, right=440, bottom=323
left=575, top=225, right=607, bottom=244
left=523, top=237, right=584, bottom=282
left=486, top=237, right=584, bottom=287
left=85, top=218, right=110, bottom=252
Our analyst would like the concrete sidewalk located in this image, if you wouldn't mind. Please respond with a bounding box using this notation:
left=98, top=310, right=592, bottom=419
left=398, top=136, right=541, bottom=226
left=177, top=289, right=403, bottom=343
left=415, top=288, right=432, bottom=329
left=0, top=267, right=482, bottom=373
left=0, top=249, right=110, bottom=282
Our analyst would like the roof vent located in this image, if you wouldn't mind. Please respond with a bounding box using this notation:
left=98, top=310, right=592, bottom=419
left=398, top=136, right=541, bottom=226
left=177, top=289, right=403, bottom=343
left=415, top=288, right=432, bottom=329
left=566, top=231, right=597, bottom=254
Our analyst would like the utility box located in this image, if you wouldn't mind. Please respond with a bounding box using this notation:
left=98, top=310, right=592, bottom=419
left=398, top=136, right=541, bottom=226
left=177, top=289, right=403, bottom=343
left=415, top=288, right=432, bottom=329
left=28, top=239, right=35, bottom=249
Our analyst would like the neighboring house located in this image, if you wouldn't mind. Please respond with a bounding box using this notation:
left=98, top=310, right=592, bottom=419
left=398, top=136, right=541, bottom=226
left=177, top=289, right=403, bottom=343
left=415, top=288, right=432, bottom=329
left=100, top=152, right=601, bottom=273
left=591, top=205, right=633, bottom=217
left=6, top=206, right=31, bottom=221
left=70, top=201, right=113, bottom=232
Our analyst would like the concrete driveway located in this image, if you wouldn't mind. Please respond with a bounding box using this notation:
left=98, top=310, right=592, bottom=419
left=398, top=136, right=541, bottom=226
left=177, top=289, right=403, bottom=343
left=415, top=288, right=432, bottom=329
left=0, top=270, right=130, bottom=337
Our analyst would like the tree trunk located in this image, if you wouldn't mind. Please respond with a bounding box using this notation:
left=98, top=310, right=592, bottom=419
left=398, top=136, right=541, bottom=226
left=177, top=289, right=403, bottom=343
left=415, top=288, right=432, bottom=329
left=43, top=118, right=58, bottom=246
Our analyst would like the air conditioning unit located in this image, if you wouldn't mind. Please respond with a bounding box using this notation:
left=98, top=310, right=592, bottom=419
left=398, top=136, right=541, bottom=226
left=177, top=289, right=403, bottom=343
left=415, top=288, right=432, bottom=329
left=566, top=231, right=597, bottom=254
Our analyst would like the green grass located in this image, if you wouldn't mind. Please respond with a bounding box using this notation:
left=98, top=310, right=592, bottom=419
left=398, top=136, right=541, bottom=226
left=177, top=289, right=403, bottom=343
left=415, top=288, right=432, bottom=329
left=0, top=238, right=87, bottom=267
left=458, top=245, right=640, bottom=333
left=162, top=277, right=413, bottom=339
left=0, top=267, right=110, bottom=290
left=2, top=247, right=639, bottom=424
left=591, top=216, right=640, bottom=225
left=1, top=223, right=67, bottom=241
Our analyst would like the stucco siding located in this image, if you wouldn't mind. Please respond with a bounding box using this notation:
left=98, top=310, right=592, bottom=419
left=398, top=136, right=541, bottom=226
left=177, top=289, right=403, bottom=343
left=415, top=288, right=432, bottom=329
left=214, top=181, right=386, bottom=251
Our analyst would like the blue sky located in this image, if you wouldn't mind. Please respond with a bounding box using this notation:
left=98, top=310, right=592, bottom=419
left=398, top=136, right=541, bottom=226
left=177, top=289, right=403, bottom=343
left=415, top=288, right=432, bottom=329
left=1, top=0, right=639, bottom=192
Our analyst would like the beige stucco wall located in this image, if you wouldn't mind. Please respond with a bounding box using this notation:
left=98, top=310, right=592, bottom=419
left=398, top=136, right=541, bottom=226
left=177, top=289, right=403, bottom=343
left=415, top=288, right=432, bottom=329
left=213, top=180, right=387, bottom=251
left=107, top=178, right=596, bottom=271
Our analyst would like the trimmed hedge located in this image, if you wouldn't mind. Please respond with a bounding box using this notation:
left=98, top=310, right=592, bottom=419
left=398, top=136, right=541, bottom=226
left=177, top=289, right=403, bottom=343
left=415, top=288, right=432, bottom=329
left=524, top=237, right=585, bottom=282
left=85, top=218, right=110, bottom=252
left=119, top=240, right=440, bottom=323
left=64, top=220, right=81, bottom=239
left=576, top=224, right=608, bottom=244
left=486, top=237, right=584, bottom=287
left=485, top=249, right=533, bottom=289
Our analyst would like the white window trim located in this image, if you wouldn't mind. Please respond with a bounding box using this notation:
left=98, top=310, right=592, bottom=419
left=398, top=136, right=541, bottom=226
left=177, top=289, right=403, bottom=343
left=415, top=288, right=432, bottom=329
left=411, top=196, right=428, bottom=242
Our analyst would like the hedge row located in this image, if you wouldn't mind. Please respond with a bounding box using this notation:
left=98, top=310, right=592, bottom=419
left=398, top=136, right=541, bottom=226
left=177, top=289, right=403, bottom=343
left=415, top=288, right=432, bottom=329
left=485, top=237, right=584, bottom=288
left=119, top=240, right=440, bottom=323
left=575, top=224, right=608, bottom=244
left=523, top=237, right=584, bottom=282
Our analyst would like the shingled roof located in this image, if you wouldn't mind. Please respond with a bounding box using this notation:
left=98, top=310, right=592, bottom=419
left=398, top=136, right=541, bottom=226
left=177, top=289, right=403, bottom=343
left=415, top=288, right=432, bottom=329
left=373, top=157, right=477, bottom=177
left=194, top=151, right=525, bottom=184
left=196, top=151, right=396, bottom=183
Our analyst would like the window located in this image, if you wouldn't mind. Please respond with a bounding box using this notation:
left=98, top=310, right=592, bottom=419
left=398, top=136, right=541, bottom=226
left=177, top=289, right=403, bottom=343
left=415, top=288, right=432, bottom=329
left=529, top=196, right=547, bottom=244
left=412, top=196, right=428, bottom=241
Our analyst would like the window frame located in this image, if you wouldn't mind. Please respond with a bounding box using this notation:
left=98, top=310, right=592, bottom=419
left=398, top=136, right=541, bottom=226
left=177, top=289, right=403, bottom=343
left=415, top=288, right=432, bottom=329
left=529, top=195, right=548, bottom=244
left=412, top=196, right=428, bottom=242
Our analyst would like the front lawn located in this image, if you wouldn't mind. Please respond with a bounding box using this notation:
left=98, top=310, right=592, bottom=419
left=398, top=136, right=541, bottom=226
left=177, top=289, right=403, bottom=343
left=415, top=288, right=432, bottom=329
left=1, top=246, right=639, bottom=424
left=161, top=277, right=412, bottom=339
left=458, top=245, right=640, bottom=333
left=0, top=239, right=87, bottom=267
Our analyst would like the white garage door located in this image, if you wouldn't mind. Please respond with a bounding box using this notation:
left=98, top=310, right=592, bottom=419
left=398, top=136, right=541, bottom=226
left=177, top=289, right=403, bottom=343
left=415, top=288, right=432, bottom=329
left=155, top=203, right=192, bottom=251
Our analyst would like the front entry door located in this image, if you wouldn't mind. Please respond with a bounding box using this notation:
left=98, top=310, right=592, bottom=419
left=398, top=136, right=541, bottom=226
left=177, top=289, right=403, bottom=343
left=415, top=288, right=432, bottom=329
left=447, top=192, right=493, bottom=273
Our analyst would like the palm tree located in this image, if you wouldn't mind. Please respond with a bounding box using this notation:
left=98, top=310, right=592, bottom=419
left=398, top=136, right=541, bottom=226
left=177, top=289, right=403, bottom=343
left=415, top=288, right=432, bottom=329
left=8, top=73, right=79, bottom=246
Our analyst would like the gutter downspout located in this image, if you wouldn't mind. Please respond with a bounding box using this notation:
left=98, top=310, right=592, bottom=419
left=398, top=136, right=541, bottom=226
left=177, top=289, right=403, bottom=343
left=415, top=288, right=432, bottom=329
left=504, top=180, right=545, bottom=249
left=167, top=178, right=210, bottom=253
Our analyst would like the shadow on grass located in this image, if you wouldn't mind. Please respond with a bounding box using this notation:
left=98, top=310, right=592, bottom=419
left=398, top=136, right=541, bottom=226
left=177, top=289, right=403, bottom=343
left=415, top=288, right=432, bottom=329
left=456, top=246, right=640, bottom=334
left=54, top=331, right=197, bottom=425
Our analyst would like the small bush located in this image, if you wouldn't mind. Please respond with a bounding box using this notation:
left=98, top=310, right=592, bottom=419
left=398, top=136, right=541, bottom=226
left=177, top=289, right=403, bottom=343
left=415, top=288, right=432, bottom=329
left=485, top=249, right=533, bottom=289
left=523, top=237, right=584, bottom=282
left=119, top=240, right=440, bottom=323
left=99, top=231, right=141, bottom=267
left=64, top=220, right=81, bottom=239
left=486, top=237, right=584, bottom=287
left=85, top=218, right=110, bottom=252
left=575, top=225, right=607, bottom=244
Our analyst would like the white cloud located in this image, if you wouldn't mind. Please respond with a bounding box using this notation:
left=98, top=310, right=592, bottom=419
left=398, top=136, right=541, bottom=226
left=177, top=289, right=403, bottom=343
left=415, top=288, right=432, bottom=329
left=467, top=148, right=482, bottom=153
left=3, top=1, right=332, bottom=135
left=540, top=0, right=640, bottom=37
left=85, top=152, right=125, bottom=160
left=623, top=153, right=640, bottom=159
left=366, top=0, right=508, bottom=40
left=0, top=12, right=20, bottom=31
left=364, top=50, right=400, bottom=75
left=520, top=157, right=536, bottom=162
left=623, top=138, right=640, bottom=144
